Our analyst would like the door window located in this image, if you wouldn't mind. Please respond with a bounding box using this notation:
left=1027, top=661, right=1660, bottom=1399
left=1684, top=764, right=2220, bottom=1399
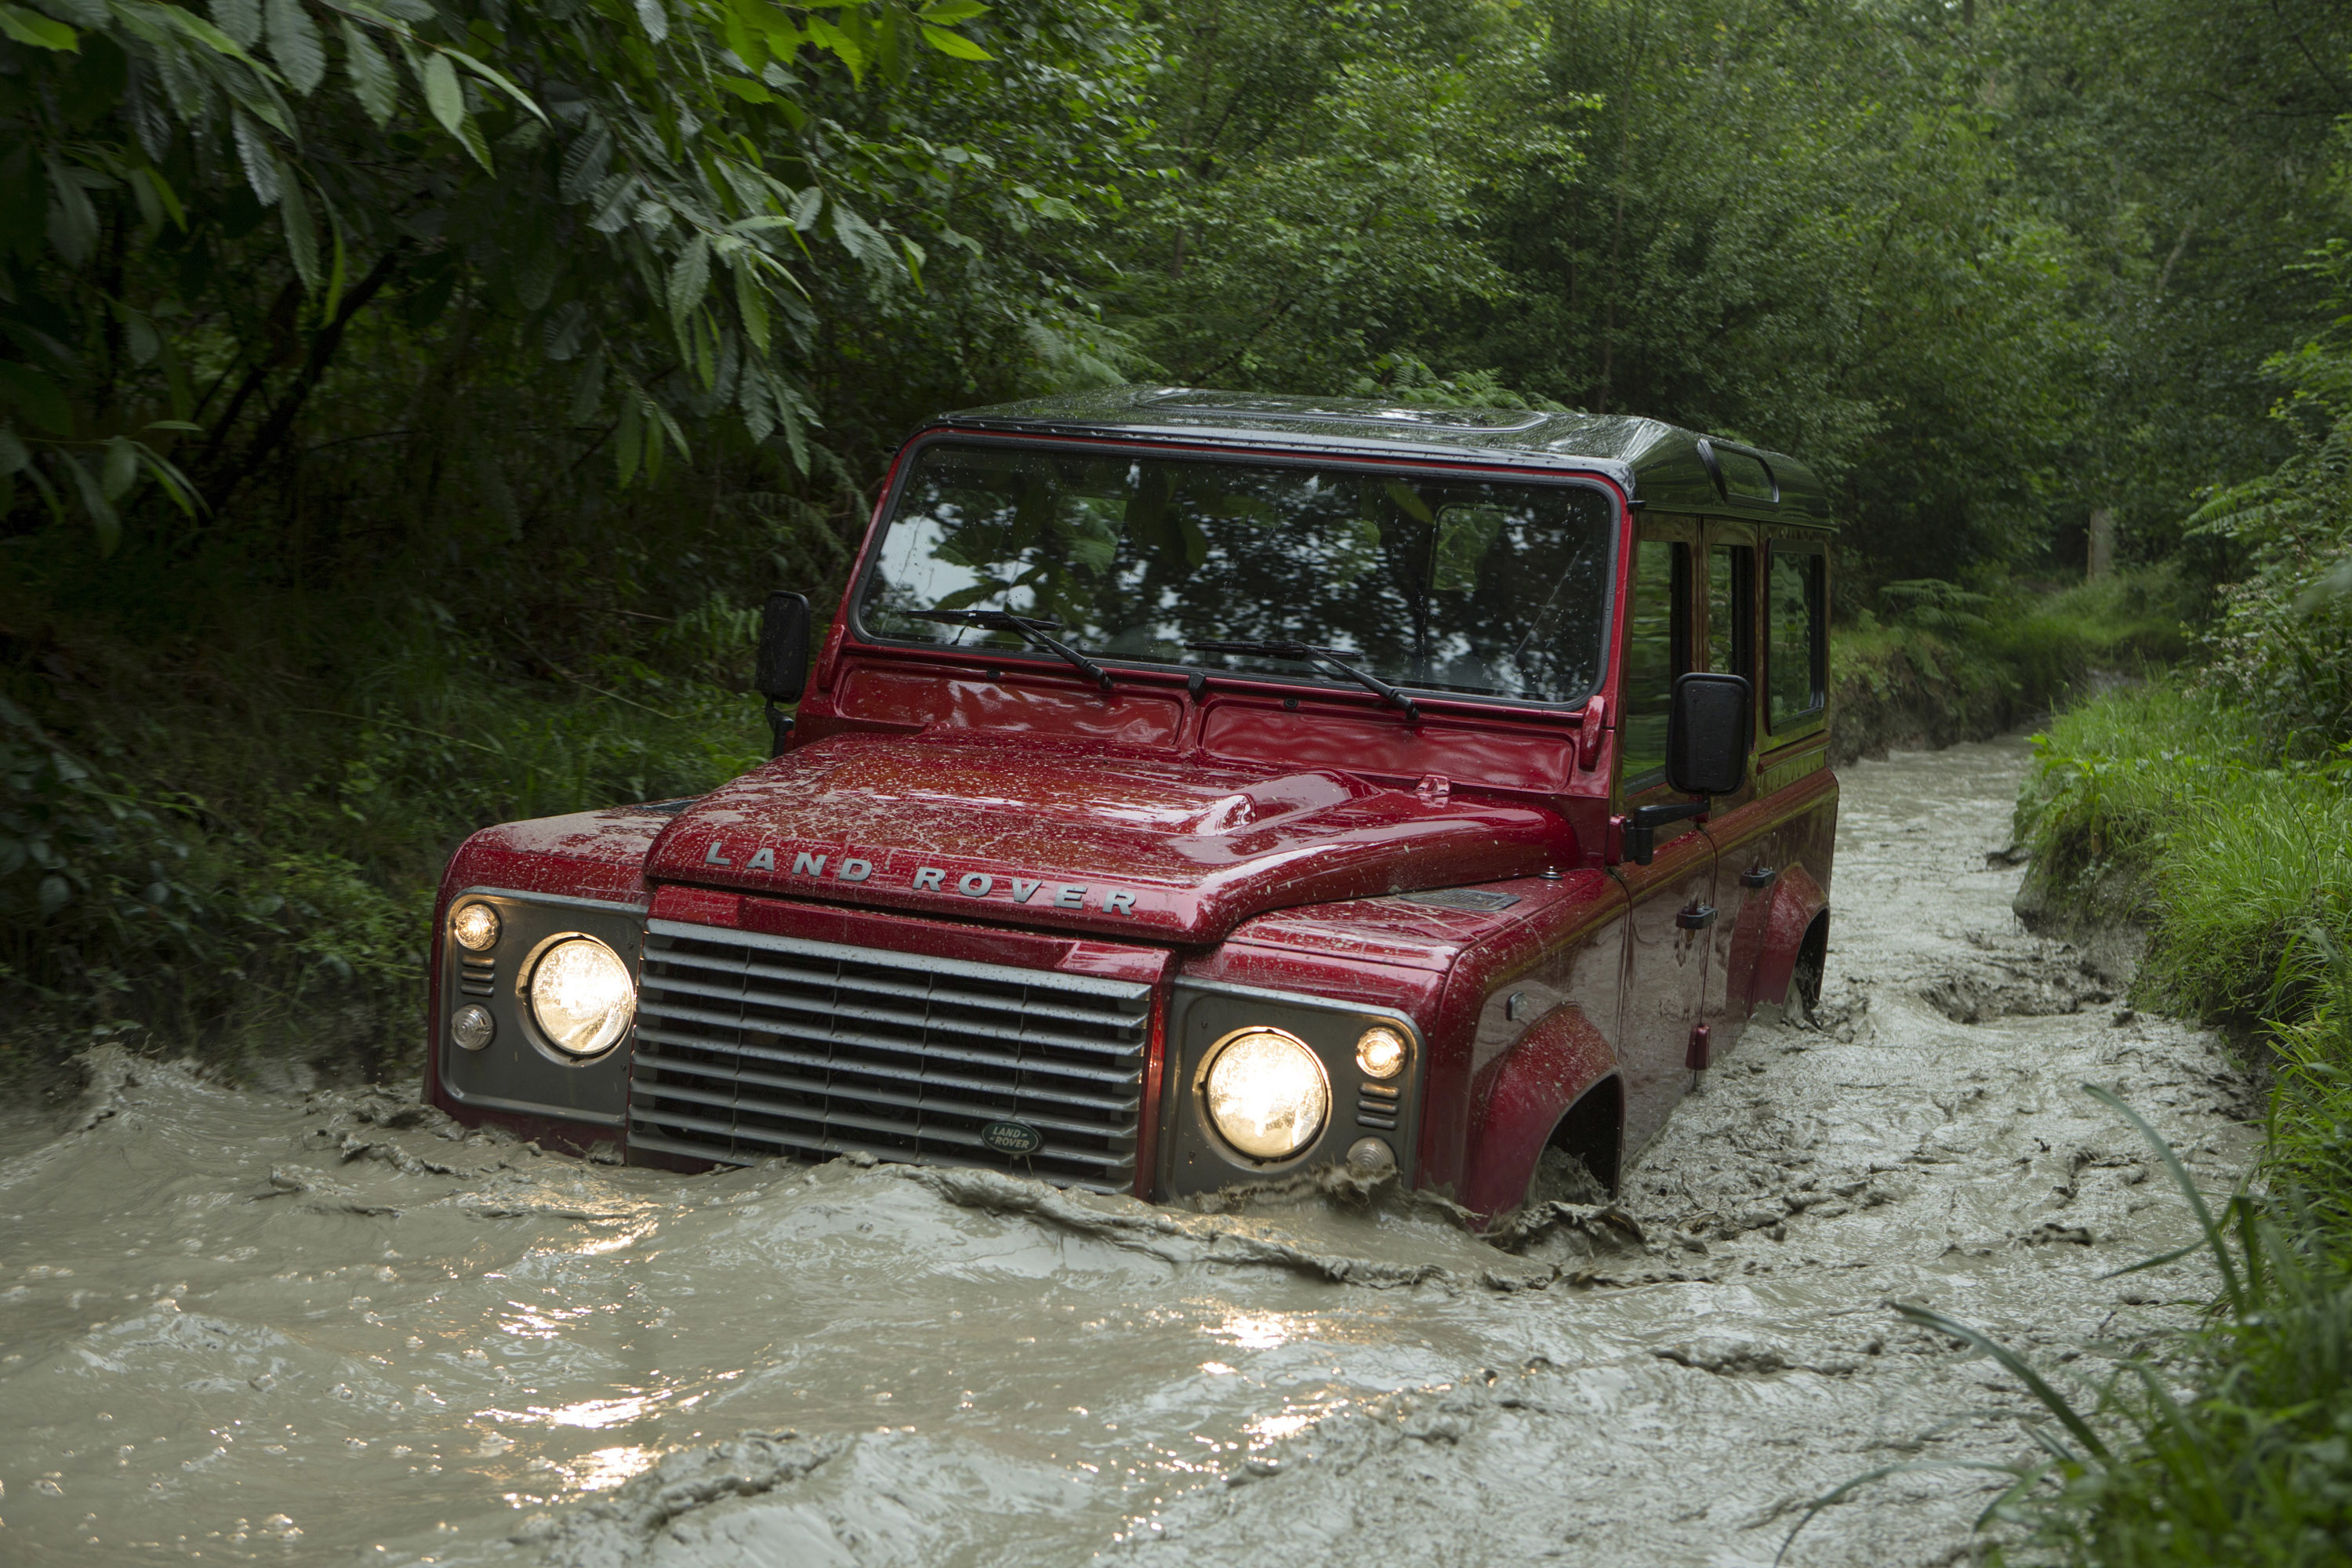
left=1707, top=544, right=1754, bottom=681
left=1766, top=545, right=1825, bottom=731
left=1619, top=538, right=1690, bottom=789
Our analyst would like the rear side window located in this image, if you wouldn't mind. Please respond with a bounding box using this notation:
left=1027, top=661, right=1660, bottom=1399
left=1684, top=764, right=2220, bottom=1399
left=1766, top=545, right=1824, bottom=731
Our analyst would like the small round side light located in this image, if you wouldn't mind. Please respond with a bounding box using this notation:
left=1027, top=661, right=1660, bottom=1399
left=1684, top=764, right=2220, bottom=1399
left=452, top=902, right=501, bottom=953
left=1356, top=1025, right=1409, bottom=1080
left=451, top=1004, right=495, bottom=1051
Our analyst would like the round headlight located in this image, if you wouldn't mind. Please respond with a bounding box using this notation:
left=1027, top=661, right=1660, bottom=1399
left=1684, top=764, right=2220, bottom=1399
left=1355, top=1025, right=1408, bottom=1080
left=1203, top=1029, right=1328, bottom=1161
left=451, top=902, right=501, bottom=953
left=528, top=938, right=635, bottom=1058
left=451, top=1004, right=495, bottom=1051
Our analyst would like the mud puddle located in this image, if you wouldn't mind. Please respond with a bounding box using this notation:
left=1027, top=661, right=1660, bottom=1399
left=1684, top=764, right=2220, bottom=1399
left=0, top=736, right=2258, bottom=1566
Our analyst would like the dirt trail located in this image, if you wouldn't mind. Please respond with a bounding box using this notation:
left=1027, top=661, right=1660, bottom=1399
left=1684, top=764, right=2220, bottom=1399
left=0, top=736, right=2257, bottom=1566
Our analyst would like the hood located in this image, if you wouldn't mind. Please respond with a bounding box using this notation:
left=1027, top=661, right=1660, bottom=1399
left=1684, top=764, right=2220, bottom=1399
left=644, top=732, right=1578, bottom=943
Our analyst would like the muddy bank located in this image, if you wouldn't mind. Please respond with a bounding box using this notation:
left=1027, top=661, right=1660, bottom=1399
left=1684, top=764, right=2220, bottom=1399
left=0, top=737, right=2256, bottom=1566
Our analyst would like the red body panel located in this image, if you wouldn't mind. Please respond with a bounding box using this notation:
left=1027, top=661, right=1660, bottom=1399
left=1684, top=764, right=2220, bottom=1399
left=1461, top=1003, right=1619, bottom=1217
left=423, top=423, right=1840, bottom=1219
left=639, top=730, right=1582, bottom=944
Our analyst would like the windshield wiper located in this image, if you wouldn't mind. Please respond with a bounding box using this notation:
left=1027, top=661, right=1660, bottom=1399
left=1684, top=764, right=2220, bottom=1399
left=905, top=609, right=1114, bottom=694
left=1183, top=638, right=1419, bottom=723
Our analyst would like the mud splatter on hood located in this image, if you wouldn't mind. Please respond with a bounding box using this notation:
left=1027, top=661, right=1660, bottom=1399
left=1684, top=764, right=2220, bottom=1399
left=637, top=731, right=1580, bottom=942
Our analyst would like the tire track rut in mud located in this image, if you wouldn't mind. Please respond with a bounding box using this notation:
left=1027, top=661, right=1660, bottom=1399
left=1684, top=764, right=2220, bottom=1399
left=0, top=737, right=2256, bottom=1566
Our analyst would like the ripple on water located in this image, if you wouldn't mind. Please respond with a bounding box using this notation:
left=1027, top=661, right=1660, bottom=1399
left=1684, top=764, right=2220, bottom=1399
left=0, top=739, right=2259, bottom=1567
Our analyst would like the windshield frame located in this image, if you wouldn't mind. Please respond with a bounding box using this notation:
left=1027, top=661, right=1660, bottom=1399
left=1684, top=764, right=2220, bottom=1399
left=844, top=430, right=1626, bottom=715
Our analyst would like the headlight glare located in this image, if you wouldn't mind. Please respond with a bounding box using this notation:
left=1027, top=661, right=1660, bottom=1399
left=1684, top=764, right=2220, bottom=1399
left=1355, top=1025, right=1408, bottom=1080
left=528, top=937, right=635, bottom=1058
left=1203, top=1029, right=1328, bottom=1160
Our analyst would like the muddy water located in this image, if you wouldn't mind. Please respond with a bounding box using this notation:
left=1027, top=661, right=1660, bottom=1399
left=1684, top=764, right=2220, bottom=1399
left=0, top=737, right=2259, bottom=1566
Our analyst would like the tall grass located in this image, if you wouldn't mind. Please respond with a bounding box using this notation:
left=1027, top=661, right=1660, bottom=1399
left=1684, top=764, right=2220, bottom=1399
left=2016, top=681, right=2352, bottom=1031
left=1986, top=680, right=2352, bottom=1562
left=1830, top=566, right=2197, bottom=759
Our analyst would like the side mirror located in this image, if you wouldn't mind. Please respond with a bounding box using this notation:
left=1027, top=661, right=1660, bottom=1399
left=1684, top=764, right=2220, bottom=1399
left=1666, top=672, right=1751, bottom=797
left=755, top=590, right=811, bottom=756
left=1622, top=673, right=1752, bottom=866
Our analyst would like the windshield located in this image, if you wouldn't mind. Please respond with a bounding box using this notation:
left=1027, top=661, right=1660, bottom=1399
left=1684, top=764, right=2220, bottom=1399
left=855, top=442, right=1617, bottom=706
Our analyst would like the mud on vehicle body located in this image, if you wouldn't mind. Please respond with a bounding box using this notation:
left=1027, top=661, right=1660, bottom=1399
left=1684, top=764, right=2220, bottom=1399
left=426, top=388, right=1838, bottom=1218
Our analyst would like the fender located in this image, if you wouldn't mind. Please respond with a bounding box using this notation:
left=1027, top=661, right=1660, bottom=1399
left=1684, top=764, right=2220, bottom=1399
left=1460, top=1003, right=1618, bottom=1219
left=1747, top=865, right=1828, bottom=1011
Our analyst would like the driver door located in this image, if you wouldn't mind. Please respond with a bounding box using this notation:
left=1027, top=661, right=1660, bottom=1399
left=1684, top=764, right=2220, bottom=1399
left=1612, top=518, right=1716, bottom=1156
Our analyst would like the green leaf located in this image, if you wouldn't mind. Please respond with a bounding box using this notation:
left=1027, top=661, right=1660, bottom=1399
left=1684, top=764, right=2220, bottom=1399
left=417, top=49, right=464, bottom=138
left=0, top=362, right=72, bottom=435
left=634, top=0, right=668, bottom=44
left=668, top=232, right=710, bottom=332
left=560, top=122, right=612, bottom=204
left=734, top=257, right=770, bottom=353
left=277, top=155, right=319, bottom=290
left=916, top=0, right=989, bottom=21
left=805, top=15, right=862, bottom=82
left=60, top=452, right=119, bottom=555
left=919, top=24, right=992, bottom=61
left=131, top=166, right=187, bottom=230
left=716, top=75, right=772, bottom=103
left=0, top=426, right=27, bottom=474
left=143, top=420, right=202, bottom=433
left=209, top=0, right=261, bottom=47
left=452, top=111, right=493, bottom=172
left=719, top=1, right=764, bottom=71
left=42, top=151, right=97, bottom=265
left=123, top=308, right=162, bottom=365
left=340, top=18, right=397, bottom=127
left=136, top=447, right=202, bottom=518
left=443, top=48, right=548, bottom=125
left=614, top=393, right=641, bottom=485
left=412, top=50, right=493, bottom=172
left=231, top=111, right=281, bottom=205
left=100, top=435, right=137, bottom=501
left=568, top=345, right=604, bottom=423
left=266, top=0, right=325, bottom=93
left=0, top=5, right=78, bottom=50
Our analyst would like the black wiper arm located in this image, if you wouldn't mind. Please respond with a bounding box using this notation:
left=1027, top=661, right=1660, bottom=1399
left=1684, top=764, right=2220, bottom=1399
left=905, top=609, right=1113, bottom=695
left=1184, top=638, right=1419, bottom=722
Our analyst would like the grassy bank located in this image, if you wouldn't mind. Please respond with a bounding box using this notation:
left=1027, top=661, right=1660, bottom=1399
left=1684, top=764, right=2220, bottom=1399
left=1829, top=568, right=2191, bottom=764
left=2001, top=682, right=2352, bottom=1561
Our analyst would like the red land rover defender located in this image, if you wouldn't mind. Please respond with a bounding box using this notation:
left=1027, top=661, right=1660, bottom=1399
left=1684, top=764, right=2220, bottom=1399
left=426, top=389, right=1836, bottom=1218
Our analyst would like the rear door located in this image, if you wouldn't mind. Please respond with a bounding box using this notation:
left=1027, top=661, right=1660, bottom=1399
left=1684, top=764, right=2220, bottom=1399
left=1612, top=517, right=1716, bottom=1155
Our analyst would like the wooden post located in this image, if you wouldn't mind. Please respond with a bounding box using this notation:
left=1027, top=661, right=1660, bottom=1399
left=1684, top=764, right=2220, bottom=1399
left=2087, top=507, right=2115, bottom=580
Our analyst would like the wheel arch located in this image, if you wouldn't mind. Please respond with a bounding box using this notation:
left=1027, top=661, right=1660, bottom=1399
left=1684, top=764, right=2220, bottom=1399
left=1460, top=1003, right=1617, bottom=1220
left=1748, top=866, right=1828, bottom=1013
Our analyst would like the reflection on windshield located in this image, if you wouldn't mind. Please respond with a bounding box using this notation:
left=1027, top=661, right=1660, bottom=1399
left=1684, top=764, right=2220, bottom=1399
left=855, top=443, right=1616, bottom=705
